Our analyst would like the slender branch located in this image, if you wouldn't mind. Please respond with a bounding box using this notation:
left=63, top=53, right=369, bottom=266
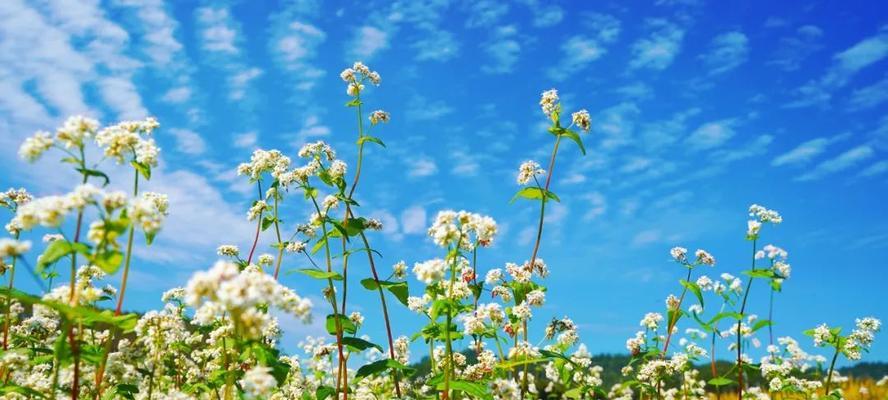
left=736, top=238, right=757, bottom=400
left=246, top=180, right=264, bottom=265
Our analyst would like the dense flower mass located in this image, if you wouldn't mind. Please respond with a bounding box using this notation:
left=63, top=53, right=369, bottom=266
left=0, top=64, right=882, bottom=400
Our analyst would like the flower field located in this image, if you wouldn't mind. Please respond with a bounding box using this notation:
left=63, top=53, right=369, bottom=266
left=1, top=62, right=885, bottom=400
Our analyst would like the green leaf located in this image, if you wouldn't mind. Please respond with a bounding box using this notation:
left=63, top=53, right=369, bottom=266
left=355, top=359, right=412, bottom=381
left=261, top=215, right=276, bottom=231
left=77, top=167, right=111, bottom=186
left=130, top=161, right=152, bottom=180
left=325, top=313, right=357, bottom=335
left=315, top=385, right=335, bottom=400
left=510, top=187, right=560, bottom=204
left=357, top=135, right=386, bottom=147
left=708, top=377, right=734, bottom=386
left=345, top=98, right=362, bottom=107
left=342, top=337, right=383, bottom=353
left=145, top=230, right=157, bottom=246
left=91, top=249, right=124, bottom=274
left=707, top=311, right=743, bottom=325
left=742, top=269, right=776, bottom=279
left=293, top=268, right=343, bottom=281
left=360, top=278, right=409, bottom=306
left=679, top=279, right=704, bottom=308
left=37, top=240, right=90, bottom=272
left=752, top=319, right=772, bottom=333
left=436, top=380, right=492, bottom=400
left=559, top=129, right=586, bottom=155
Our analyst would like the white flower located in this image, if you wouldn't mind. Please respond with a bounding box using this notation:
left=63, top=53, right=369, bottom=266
left=695, top=249, right=715, bottom=266
left=413, top=259, right=446, bottom=284
left=18, top=131, right=54, bottom=161
left=747, top=220, right=762, bottom=237
left=670, top=247, right=688, bottom=262
left=56, top=115, right=99, bottom=148
left=0, top=239, right=31, bottom=258
left=217, top=245, right=240, bottom=257
left=393, top=261, right=407, bottom=279
left=640, top=312, right=663, bottom=330
left=369, top=110, right=390, bottom=125
left=349, top=311, right=364, bottom=327
left=285, top=241, right=306, bottom=253
left=240, top=366, right=277, bottom=399
left=517, top=160, right=545, bottom=185
left=540, top=89, right=559, bottom=117
left=571, top=109, right=591, bottom=131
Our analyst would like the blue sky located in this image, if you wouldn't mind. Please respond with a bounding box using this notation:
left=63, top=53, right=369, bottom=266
left=1, top=0, right=887, bottom=363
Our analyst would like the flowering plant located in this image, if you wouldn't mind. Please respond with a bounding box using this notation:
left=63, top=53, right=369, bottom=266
left=0, top=63, right=881, bottom=400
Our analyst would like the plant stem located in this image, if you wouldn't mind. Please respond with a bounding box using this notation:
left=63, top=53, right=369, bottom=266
left=521, top=135, right=562, bottom=399
left=246, top=180, right=263, bottom=265
left=824, top=346, right=840, bottom=395
left=114, top=169, right=140, bottom=315
left=662, top=267, right=693, bottom=356
left=67, top=163, right=89, bottom=400
left=272, top=194, right=285, bottom=279
left=736, top=238, right=757, bottom=400
left=768, top=289, right=775, bottom=347
left=2, top=231, right=20, bottom=350
left=443, top=253, right=457, bottom=400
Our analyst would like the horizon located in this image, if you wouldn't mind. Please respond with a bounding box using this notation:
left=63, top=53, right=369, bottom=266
left=1, top=0, right=887, bottom=369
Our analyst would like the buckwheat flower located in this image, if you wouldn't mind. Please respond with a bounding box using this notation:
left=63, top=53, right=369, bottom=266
left=298, top=141, right=336, bottom=161
left=365, top=218, right=384, bottom=231
left=285, top=241, right=306, bottom=253
left=670, top=246, right=688, bottom=262
left=42, top=233, right=63, bottom=243
left=13, top=195, right=72, bottom=229
left=763, top=244, right=788, bottom=259
left=517, top=160, right=545, bottom=185
left=394, top=336, right=410, bottom=364
left=257, top=254, right=274, bottom=267
left=328, top=160, right=347, bottom=180
left=812, top=324, right=832, bottom=347
left=695, top=249, right=715, bottom=266
left=369, top=110, right=390, bottom=125
left=749, top=204, right=783, bottom=224
left=129, top=192, right=168, bottom=234
left=18, top=131, right=54, bottom=161
left=240, top=366, right=277, bottom=399
left=526, top=289, right=546, bottom=307
left=747, top=220, right=762, bottom=237
left=340, top=67, right=356, bottom=82
left=490, top=285, right=512, bottom=302
left=571, top=109, right=591, bottom=132
left=135, top=138, right=160, bottom=167
left=413, top=258, right=446, bottom=284
left=56, top=115, right=99, bottom=148
left=367, top=71, right=381, bottom=85
left=665, top=294, right=680, bottom=310
left=407, top=296, right=428, bottom=313
left=102, top=191, right=128, bottom=211
left=485, top=268, right=503, bottom=285
left=162, top=287, right=185, bottom=303
left=320, top=195, right=339, bottom=212
left=540, top=89, right=559, bottom=118
left=353, top=61, right=370, bottom=75
left=392, top=261, right=407, bottom=279
left=347, top=82, right=364, bottom=96
left=774, top=261, right=791, bottom=278
left=349, top=311, right=364, bottom=327
left=0, top=239, right=31, bottom=258
left=513, top=301, right=532, bottom=321
left=856, top=317, right=881, bottom=332
left=0, top=188, right=31, bottom=210
left=640, top=312, right=663, bottom=330
left=696, top=275, right=713, bottom=291
left=688, top=304, right=703, bottom=314
left=217, top=245, right=240, bottom=257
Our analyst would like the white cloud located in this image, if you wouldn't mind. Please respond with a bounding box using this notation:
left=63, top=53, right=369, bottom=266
left=450, top=150, right=480, bottom=176
left=547, top=36, right=606, bottom=81
left=771, top=134, right=849, bottom=167
left=482, top=25, right=521, bottom=74
left=531, top=5, right=563, bottom=27
left=582, top=192, right=606, bottom=221
left=702, top=31, right=749, bottom=75
left=228, top=67, right=263, bottom=101
left=848, top=75, right=888, bottom=110
left=413, top=27, right=460, bottom=62
left=162, top=86, right=191, bottom=104
left=408, top=157, right=438, bottom=178
left=715, top=134, right=773, bottom=163
left=369, top=209, right=402, bottom=241
left=406, top=95, right=454, bottom=121
left=858, top=160, right=888, bottom=178
left=233, top=131, right=258, bottom=149
left=401, top=206, right=427, bottom=235
left=295, top=115, right=331, bottom=144
left=347, top=26, right=390, bottom=61
left=686, top=120, right=736, bottom=150
left=195, top=7, right=239, bottom=54
left=464, top=0, right=509, bottom=28
left=786, top=27, right=888, bottom=108
left=98, top=76, right=148, bottom=120
left=271, top=20, right=327, bottom=92
left=632, top=229, right=661, bottom=246
left=169, top=128, right=207, bottom=155
left=769, top=24, right=823, bottom=71
left=796, top=145, right=875, bottom=181
left=630, top=19, right=685, bottom=70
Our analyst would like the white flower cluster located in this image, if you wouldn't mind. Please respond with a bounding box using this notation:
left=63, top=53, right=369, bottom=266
left=237, top=149, right=291, bottom=181
left=427, top=210, right=498, bottom=249
left=0, top=188, right=32, bottom=210
left=185, top=261, right=312, bottom=337
left=95, top=117, right=160, bottom=166
left=128, top=192, right=169, bottom=234
left=340, top=61, right=381, bottom=96
left=516, top=160, right=545, bottom=185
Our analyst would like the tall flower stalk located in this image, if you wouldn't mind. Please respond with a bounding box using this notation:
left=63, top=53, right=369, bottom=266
left=515, top=89, right=590, bottom=398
